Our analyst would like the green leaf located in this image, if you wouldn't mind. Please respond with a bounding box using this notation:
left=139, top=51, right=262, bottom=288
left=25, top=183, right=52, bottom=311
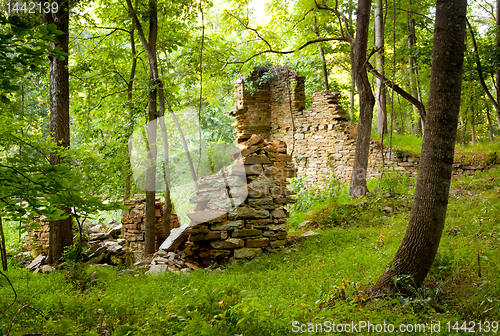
left=47, top=23, right=58, bottom=32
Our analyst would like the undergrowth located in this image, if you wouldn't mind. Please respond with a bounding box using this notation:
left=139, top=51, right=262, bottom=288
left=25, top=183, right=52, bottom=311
left=1, top=168, right=499, bottom=335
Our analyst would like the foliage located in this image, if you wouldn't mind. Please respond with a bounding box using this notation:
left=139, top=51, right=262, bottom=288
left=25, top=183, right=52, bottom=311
left=0, top=168, right=499, bottom=334
left=0, top=14, right=64, bottom=103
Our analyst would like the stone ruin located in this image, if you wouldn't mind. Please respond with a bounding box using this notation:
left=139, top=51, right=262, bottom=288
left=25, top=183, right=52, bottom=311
left=230, top=65, right=419, bottom=183
left=24, top=65, right=424, bottom=269
left=121, top=195, right=179, bottom=261
left=178, top=134, right=296, bottom=264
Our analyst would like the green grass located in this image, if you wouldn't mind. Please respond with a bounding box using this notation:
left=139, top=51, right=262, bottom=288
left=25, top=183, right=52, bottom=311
left=372, top=132, right=500, bottom=167
left=1, top=168, right=500, bottom=335
left=371, top=132, right=423, bottom=157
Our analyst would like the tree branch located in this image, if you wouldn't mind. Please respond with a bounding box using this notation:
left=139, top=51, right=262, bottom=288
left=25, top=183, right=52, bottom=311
left=466, top=18, right=498, bottom=109
left=367, top=61, right=427, bottom=120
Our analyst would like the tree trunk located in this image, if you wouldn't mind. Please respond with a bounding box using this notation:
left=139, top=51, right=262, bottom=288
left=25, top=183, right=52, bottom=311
left=375, top=0, right=387, bottom=136
left=126, top=0, right=159, bottom=256
left=471, top=106, right=476, bottom=146
left=45, top=0, right=73, bottom=265
left=348, top=9, right=355, bottom=120
left=496, top=0, right=500, bottom=126
left=486, top=105, right=494, bottom=142
left=0, top=218, right=7, bottom=271
left=460, top=115, right=467, bottom=145
left=167, top=104, right=199, bottom=189
left=124, top=29, right=137, bottom=201
left=158, top=81, right=172, bottom=240
left=350, top=0, right=375, bottom=197
left=408, top=7, right=424, bottom=135
left=372, top=0, right=467, bottom=294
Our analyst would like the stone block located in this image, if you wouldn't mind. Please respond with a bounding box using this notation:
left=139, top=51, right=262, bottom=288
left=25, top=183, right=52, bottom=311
left=250, top=177, right=276, bottom=189
left=246, top=237, right=270, bottom=248
left=233, top=247, right=263, bottom=259
left=247, top=185, right=268, bottom=198
left=210, top=238, right=244, bottom=249
left=242, top=155, right=271, bottom=165
left=187, top=211, right=227, bottom=224
left=190, top=190, right=221, bottom=203
left=247, top=198, right=278, bottom=210
left=198, top=177, right=225, bottom=190
left=211, top=220, right=244, bottom=231
left=267, top=224, right=287, bottom=231
left=270, top=239, right=287, bottom=248
left=271, top=208, right=287, bottom=218
left=231, top=229, right=262, bottom=238
left=199, top=249, right=231, bottom=259
left=228, top=207, right=269, bottom=220
left=189, top=231, right=222, bottom=242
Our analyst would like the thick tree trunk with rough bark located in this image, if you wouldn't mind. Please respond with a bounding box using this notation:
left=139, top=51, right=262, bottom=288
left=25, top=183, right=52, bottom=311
left=375, top=0, right=386, bottom=136
left=372, top=0, right=467, bottom=295
left=45, top=0, right=73, bottom=265
left=350, top=0, right=375, bottom=197
left=496, top=0, right=500, bottom=126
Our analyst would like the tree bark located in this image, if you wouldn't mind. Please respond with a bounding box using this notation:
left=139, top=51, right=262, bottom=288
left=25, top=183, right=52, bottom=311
left=348, top=9, right=355, bottom=120
left=471, top=106, right=476, bottom=146
left=45, top=0, right=73, bottom=265
left=349, top=0, right=375, bottom=197
left=126, top=0, right=159, bottom=256
left=0, top=218, right=7, bottom=271
left=158, top=81, right=172, bottom=240
left=372, top=0, right=467, bottom=294
left=486, top=105, right=494, bottom=142
left=496, top=0, right=500, bottom=127
left=124, top=28, right=137, bottom=201
left=408, top=7, right=424, bottom=135
left=375, top=0, right=387, bottom=136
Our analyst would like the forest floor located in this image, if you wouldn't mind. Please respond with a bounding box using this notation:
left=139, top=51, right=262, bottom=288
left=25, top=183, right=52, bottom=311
left=1, top=166, right=499, bottom=335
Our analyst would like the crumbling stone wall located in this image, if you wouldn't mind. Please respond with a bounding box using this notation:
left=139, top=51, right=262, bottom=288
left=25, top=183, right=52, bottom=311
left=121, top=195, right=179, bottom=261
left=181, top=135, right=296, bottom=264
left=230, top=66, right=419, bottom=183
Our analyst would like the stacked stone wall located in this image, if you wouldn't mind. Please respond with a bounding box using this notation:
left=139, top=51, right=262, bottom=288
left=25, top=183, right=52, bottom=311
left=231, top=66, right=420, bottom=183
left=121, top=195, right=179, bottom=261
left=181, top=135, right=296, bottom=263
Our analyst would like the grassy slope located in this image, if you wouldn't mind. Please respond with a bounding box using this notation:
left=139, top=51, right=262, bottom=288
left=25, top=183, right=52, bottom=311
left=1, top=167, right=499, bottom=335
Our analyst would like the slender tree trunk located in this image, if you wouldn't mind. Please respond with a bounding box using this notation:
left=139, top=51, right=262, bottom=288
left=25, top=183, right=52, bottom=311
left=0, top=218, right=7, bottom=271
left=408, top=7, right=424, bottom=135
left=314, top=16, right=329, bottom=91
left=166, top=104, right=199, bottom=189
left=350, top=0, right=375, bottom=197
left=460, top=115, right=467, bottom=145
left=348, top=10, right=355, bottom=120
left=126, top=0, right=159, bottom=256
left=373, top=0, right=467, bottom=294
left=158, top=82, right=172, bottom=240
left=45, top=0, right=73, bottom=265
left=486, top=105, right=494, bottom=142
left=375, top=0, right=387, bottom=136
left=471, top=106, right=477, bottom=146
left=124, top=29, right=137, bottom=201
